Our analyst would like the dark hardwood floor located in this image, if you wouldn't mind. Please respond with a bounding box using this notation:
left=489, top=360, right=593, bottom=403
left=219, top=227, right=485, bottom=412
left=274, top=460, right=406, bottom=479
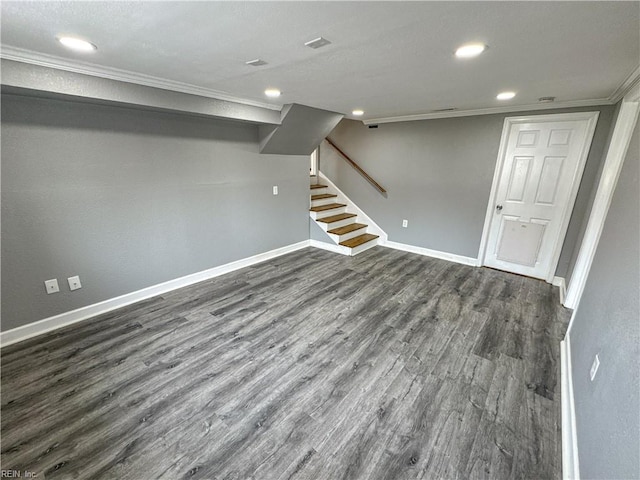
left=1, top=247, right=570, bottom=479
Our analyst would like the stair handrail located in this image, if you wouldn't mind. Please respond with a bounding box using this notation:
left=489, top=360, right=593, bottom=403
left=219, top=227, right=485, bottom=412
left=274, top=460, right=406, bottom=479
left=325, top=137, right=387, bottom=194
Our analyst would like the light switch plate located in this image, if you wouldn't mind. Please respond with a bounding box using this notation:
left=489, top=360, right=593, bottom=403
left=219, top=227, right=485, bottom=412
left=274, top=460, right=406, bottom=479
left=273, top=186, right=278, bottom=195
left=68, top=275, right=82, bottom=291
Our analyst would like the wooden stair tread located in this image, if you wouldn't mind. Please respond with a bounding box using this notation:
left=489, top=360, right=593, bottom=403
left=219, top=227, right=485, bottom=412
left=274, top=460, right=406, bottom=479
left=317, top=213, right=357, bottom=224
left=327, top=223, right=368, bottom=235
left=311, top=193, right=337, bottom=200
left=310, top=203, right=346, bottom=212
left=340, top=233, right=379, bottom=248
left=310, top=184, right=328, bottom=189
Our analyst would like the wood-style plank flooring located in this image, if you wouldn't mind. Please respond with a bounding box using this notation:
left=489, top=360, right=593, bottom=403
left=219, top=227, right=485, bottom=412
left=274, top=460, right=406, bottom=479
left=1, top=247, right=570, bottom=479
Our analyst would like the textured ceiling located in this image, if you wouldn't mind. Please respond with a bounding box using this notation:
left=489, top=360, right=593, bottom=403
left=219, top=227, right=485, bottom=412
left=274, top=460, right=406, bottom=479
left=1, top=1, right=639, bottom=121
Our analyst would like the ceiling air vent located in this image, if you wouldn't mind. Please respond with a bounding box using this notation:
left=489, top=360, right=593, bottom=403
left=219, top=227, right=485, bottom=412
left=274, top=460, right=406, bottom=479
left=245, top=59, right=268, bottom=67
left=304, top=37, right=331, bottom=49
left=538, top=96, right=556, bottom=103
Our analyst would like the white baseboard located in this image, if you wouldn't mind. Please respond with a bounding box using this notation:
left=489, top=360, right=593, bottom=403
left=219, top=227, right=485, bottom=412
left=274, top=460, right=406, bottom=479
left=309, top=239, right=350, bottom=255
left=561, top=335, right=581, bottom=480
left=383, top=240, right=480, bottom=267
left=0, top=241, right=310, bottom=348
left=553, top=276, right=567, bottom=305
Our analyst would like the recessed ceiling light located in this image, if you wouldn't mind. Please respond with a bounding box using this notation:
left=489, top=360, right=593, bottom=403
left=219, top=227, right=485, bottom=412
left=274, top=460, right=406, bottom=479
left=264, top=88, right=281, bottom=98
left=455, top=43, right=487, bottom=58
left=352, top=109, right=364, bottom=116
left=304, top=37, right=331, bottom=49
left=496, top=91, right=516, bottom=100
left=57, top=36, right=97, bottom=52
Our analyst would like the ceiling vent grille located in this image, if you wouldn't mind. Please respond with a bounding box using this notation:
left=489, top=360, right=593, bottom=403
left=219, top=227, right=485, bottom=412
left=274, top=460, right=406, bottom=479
left=538, top=96, right=556, bottom=103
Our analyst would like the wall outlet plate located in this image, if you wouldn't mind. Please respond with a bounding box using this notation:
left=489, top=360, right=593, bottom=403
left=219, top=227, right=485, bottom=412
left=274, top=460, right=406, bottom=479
left=68, top=275, right=82, bottom=291
left=402, top=219, right=408, bottom=228
left=45, top=279, right=60, bottom=294
left=273, top=186, right=278, bottom=195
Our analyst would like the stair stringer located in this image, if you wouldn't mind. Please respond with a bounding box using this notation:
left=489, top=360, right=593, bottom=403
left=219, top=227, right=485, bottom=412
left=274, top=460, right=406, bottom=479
left=309, top=220, right=351, bottom=256
left=317, top=171, right=388, bottom=244
left=309, top=239, right=352, bottom=256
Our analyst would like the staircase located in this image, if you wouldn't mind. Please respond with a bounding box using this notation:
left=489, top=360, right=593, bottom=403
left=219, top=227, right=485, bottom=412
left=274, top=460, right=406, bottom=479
left=310, top=176, right=379, bottom=255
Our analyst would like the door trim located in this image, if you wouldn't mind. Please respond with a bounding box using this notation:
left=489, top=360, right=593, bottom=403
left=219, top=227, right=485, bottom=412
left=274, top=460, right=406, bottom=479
left=478, top=111, right=600, bottom=283
left=565, top=84, right=640, bottom=311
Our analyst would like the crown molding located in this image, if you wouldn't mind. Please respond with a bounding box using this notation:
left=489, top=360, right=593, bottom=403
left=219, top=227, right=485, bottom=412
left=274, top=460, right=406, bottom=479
left=364, top=66, right=639, bottom=125
left=363, top=98, right=614, bottom=125
left=0, top=46, right=281, bottom=111
left=3, top=45, right=635, bottom=124
left=625, top=81, right=640, bottom=103
left=609, top=64, right=640, bottom=104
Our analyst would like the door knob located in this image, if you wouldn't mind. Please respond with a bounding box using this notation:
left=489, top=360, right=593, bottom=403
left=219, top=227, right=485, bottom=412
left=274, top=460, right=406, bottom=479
left=496, top=204, right=503, bottom=211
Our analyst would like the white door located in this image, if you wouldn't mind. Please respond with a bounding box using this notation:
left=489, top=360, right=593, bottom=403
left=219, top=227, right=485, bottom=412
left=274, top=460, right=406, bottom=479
left=481, top=112, right=599, bottom=282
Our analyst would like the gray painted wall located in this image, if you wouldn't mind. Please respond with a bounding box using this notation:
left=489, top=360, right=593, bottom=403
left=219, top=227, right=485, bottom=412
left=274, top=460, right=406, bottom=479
left=321, top=105, right=615, bottom=277
left=563, top=102, right=621, bottom=284
left=569, top=120, right=639, bottom=480
left=1, top=94, right=309, bottom=331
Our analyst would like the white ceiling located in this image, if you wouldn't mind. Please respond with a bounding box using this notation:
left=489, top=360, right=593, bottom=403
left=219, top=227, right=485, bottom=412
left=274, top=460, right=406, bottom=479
left=1, top=1, right=639, bottom=122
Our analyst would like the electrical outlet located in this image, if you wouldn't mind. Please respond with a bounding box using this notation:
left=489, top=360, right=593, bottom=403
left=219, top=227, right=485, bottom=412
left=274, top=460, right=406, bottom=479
left=68, top=275, right=82, bottom=291
left=590, top=354, right=600, bottom=381
left=273, top=186, right=278, bottom=195
left=45, top=279, right=60, bottom=294
left=402, top=219, right=408, bottom=228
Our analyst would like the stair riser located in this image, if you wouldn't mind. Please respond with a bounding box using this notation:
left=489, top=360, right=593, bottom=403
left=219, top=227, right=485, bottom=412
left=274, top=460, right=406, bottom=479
left=328, top=228, right=367, bottom=243
left=309, top=187, right=328, bottom=195
left=349, top=239, right=378, bottom=256
left=310, top=206, right=347, bottom=220
left=310, top=197, right=337, bottom=207
left=317, top=217, right=356, bottom=231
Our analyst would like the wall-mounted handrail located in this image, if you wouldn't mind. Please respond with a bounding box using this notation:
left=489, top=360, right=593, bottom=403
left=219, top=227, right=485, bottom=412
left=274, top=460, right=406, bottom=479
left=325, top=137, right=387, bottom=194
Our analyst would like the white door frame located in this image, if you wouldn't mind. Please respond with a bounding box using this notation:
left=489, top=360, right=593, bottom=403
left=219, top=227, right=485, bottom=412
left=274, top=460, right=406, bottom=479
left=310, top=147, right=319, bottom=176
left=564, top=84, right=640, bottom=311
left=478, top=111, right=600, bottom=283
